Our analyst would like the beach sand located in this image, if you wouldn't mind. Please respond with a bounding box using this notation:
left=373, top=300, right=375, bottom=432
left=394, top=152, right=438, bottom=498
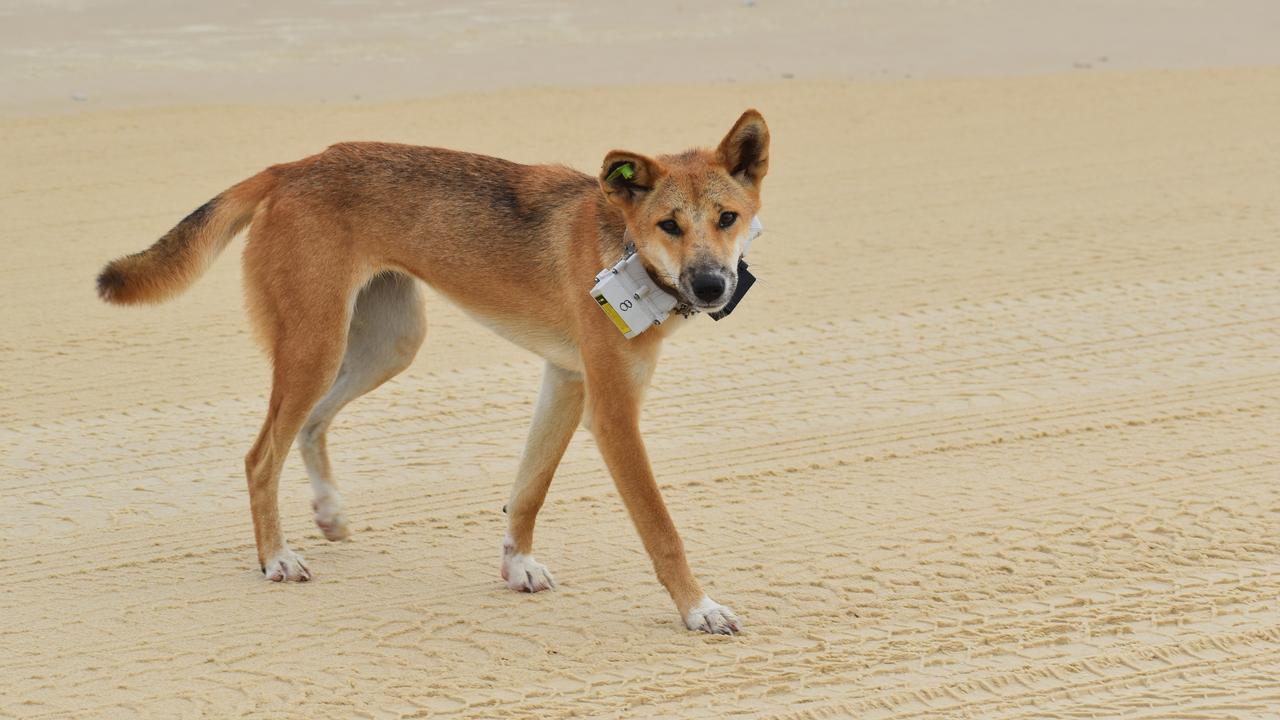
left=3, top=3, right=1280, bottom=717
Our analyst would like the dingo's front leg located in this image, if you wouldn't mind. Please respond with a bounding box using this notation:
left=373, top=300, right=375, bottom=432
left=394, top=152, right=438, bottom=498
left=502, top=362, right=584, bottom=592
left=582, top=351, right=741, bottom=634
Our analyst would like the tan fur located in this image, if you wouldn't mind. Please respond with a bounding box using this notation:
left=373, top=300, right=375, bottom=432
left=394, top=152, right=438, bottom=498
left=97, top=110, right=770, bottom=632
left=97, top=172, right=276, bottom=304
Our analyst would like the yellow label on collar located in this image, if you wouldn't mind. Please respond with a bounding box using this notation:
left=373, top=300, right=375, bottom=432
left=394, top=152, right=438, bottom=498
left=594, top=294, right=631, bottom=335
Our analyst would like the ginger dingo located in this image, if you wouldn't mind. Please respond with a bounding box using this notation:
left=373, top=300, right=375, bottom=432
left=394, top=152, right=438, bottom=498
left=97, top=110, right=769, bottom=634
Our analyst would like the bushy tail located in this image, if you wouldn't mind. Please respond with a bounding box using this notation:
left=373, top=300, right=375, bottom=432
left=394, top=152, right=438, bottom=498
left=96, top=170, right=275, bottom=305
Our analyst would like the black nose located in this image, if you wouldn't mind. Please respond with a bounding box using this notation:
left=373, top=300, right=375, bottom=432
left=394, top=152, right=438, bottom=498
left=691, top=273, right=726, bottom=302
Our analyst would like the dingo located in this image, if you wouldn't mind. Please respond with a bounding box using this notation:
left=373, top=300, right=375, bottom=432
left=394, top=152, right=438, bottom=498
left=97, top=110, right=770, bottom=634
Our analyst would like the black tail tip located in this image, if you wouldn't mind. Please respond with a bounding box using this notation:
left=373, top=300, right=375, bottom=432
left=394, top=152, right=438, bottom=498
left=96, top=263, right=127, bottom=303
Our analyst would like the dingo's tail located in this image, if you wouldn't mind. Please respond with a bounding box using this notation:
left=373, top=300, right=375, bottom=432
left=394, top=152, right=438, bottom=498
left=96, top=170, right=275, bottom=305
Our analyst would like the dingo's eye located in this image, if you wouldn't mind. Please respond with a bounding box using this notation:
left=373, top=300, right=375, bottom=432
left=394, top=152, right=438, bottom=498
left=658, top=219, right=682, bottom=237
left=718, top=211, right=738, bottom=229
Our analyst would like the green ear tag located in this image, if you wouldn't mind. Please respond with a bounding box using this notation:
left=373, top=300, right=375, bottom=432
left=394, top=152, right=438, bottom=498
left=607, top=162, right=635, bottom=182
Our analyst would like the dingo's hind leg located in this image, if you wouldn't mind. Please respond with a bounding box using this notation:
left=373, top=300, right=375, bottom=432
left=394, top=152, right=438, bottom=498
left=241, top=216, right=365, bottom=582
left=299, top=272, right=426, bottom=541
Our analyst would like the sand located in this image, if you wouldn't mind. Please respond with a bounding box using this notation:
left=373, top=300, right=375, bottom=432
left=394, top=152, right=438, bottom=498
left=3, top=3, right=1280, bottom=718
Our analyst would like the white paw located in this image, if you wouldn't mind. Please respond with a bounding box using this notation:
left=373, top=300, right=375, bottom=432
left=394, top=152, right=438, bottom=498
left=263, top=548, right=312, bottom=582
left=312, top=495, right=350, bottom=541
left=501, top=539, right=556, bottom=593
left=685, top=596, right=741, bottom=635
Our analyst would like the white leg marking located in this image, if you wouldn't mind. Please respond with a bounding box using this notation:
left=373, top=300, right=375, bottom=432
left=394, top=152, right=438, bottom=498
left=501, top=534, right=556, bottom=593
left=263, top=546, right=312, bottom=582
left=311, top=491, right=350, bottom=541
left=685, top=595, right=741, bottom=635
left=301, top=424, right=351, bottom=542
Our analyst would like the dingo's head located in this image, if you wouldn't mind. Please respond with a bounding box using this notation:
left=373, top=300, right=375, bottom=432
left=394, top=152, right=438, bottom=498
left=599, top=109, right=769, bottom=312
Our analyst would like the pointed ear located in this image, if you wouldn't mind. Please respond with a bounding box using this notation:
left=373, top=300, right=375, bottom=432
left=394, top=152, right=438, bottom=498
left=717, top=109, right=770, bottom=187
left=599, top=151, right=661, bottom=207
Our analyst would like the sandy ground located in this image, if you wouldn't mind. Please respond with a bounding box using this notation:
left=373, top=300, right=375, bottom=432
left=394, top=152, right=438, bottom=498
left=5, top=0, right=1280, bottom=113
left=4, top=2, right=1280, bottom=718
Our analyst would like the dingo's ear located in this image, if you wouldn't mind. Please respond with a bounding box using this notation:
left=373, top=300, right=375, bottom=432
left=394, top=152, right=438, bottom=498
left=599, top=151, right=661, bottom=206
left=717, top=109, right=770, bottom=187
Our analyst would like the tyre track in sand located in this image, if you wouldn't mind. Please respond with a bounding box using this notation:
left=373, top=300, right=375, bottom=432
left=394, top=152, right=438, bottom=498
left=2, top=267, right=1275, bottom=572
left=5, top=263, right=1280, bottom=718
left=5, top=69, right=1280, bottom=718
